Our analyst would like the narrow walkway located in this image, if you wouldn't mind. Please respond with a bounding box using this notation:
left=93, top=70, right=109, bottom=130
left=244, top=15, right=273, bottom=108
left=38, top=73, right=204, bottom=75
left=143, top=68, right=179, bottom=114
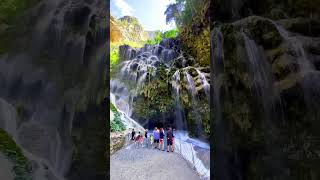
left=110, top=146, right=200, bottom=180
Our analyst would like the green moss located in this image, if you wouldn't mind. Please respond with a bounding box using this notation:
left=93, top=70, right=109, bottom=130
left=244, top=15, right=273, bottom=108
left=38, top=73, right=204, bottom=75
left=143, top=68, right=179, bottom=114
left=0, top=0, right=39, bottom=24
left=0, top=129, right=32, bottom=180
left=245, top=17, right=282, bottom=49
left=133, top=64, right=175, bottom=120
left=178, top=26, right=210, bottom=66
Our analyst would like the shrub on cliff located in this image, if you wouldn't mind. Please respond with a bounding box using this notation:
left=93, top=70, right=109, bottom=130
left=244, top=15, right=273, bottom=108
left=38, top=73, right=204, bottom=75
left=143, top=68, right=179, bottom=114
left=110, top=103, right=126, bottom=132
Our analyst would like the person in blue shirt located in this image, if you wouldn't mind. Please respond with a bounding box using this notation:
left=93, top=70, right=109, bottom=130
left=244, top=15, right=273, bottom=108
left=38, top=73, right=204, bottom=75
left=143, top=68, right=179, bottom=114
left=153, top=127, right=160, bottom=149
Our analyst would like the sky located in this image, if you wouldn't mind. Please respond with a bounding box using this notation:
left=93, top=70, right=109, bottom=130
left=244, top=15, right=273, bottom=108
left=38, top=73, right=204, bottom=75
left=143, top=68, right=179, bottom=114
left=111, top=0, right=176, bottom=31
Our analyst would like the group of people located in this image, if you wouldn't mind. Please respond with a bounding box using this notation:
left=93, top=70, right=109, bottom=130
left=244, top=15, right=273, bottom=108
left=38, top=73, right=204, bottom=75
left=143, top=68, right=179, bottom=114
left=130, top=129, right=148, bottom=147
left=152, top=127, right=175, bottom=152
left=130, top=127, right=175, bottom=152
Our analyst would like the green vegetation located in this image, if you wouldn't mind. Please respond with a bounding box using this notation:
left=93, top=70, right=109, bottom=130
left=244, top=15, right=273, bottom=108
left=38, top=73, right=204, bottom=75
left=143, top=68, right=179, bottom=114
left=134, top=65, right=175, bottom=119
left=164, top=29, right=179, bottom=38
left=145, top=29, right=179, bottom=45
left=145, top=31, right=163, bottom=45
left=0, top=0, right=39, bottom=54
left=0, top=129, right=32, bottom=180
left=0, top=0, right=38, bottom=24
left=110, top=103, right=126, bottom=132
left=165, top=0, right=210, bottom=66
left=110, top=45, right=119, bottom=73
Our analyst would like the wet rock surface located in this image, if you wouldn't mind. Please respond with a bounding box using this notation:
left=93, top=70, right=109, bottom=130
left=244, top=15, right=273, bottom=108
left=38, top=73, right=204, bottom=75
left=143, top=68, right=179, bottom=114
left=211, top=14, right=320, bottom=180
left=0, top=0, right=108, bottom=179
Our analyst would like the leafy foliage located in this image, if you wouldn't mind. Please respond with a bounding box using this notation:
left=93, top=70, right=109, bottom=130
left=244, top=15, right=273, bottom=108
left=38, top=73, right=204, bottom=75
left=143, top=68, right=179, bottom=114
left=164, top=0, right=210, bottom=66
left=110, top=103, right=126, bottom=132
left=0, top=129, right=32, bottom=180
left=165, top=3, right=184, bottom=26
left=164, top=29, right=179, bottom=39
left=145, top=30, right=163, bottom=45
left=145, top=29, right=179, bottom=45
left=110, top=46, right=119, bottom=72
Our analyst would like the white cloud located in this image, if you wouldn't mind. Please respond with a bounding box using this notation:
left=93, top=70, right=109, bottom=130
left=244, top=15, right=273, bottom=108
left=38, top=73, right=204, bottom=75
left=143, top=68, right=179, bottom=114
left=113, top=0, right=134, bottom=16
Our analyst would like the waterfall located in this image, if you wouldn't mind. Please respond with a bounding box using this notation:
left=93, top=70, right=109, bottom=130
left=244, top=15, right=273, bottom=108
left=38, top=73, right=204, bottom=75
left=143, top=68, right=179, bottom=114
left=185, top=71, right=197, bottom=96
left=271, top=21, right=320, bottom=126
left=272, top=21, right=314, bottom=73
left=0, top=98, right=18, bottom=139
left=242, top=33, right=276, bottom=122
left=196, top=69, right=210, bottom=96
left=110, top=79, right=132, bottom=116
left=112, top=36, right=211, bottom=178
left=211, top=27, right=229, bottom=180
left=112, top=38, right=210, bottom=134
left=171, top=70, right=186, bottom=130
left=0, top=98, right=67, bottom=180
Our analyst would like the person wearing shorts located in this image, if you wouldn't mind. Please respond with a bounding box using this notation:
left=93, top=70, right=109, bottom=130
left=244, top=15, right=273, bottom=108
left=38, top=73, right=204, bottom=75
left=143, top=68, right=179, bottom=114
left=167, top=127, right=174, bottom=152
left=159, top=128, right=165, bottom=151
left=153, top=127, right=160, bottom=149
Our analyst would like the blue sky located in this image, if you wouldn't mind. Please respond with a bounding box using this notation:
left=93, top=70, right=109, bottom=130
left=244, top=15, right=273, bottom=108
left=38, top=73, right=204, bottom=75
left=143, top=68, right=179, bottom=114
left=111, top=0, right=176, bottom=31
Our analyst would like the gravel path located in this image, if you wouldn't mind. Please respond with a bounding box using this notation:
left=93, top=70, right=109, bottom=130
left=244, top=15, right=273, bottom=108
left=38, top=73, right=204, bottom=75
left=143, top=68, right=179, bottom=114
left=110, top=146, right=200, bottom=180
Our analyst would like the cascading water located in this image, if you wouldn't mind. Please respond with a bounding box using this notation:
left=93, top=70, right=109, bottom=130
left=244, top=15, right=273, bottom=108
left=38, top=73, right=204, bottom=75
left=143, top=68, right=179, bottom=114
left=272, top=21, right=315, bottom=73
left=271, top=21, right=320, bottom=136
left=211, top=15, right=320, bottom=179
left=196, top=69, right=210, bottom=96
left=111, top=38, right=210, bottom=179
left=0, top=0, right=108, bottom=179
left=211, top=27, right=229, bottom=180
left=242, top=33, right=276, bottom=122
left=185, top=71, right=198, bottom=96
left=171, top=70, right=186, bottom=130
left=242, top=32, right=287, bottom=175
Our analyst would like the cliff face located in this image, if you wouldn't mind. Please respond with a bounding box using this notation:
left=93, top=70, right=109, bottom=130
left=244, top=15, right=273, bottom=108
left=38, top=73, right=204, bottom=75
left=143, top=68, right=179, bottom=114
left=110, top=15, right=148, bottom=44
left=211, top=1, right=320, bottom=179
left=0, top=0, right=108, bottom=180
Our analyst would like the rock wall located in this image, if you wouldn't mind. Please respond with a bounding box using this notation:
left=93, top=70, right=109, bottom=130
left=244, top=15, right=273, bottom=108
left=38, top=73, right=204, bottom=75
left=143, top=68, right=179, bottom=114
left=0, top=0, right=108, bottom=179
left=110, top=15, right=148, bottom=44
left=211, top=13, right=320, bottom=180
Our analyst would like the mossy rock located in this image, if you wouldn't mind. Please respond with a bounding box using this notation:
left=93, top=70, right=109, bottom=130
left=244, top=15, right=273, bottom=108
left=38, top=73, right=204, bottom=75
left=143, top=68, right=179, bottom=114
left=234, top=16, right=282, bottom=49
left=275, top=73, right=300, bottom=93
left=0, top=0, right=40, bottom=24
left=272, top=54, right=298, bottom=80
